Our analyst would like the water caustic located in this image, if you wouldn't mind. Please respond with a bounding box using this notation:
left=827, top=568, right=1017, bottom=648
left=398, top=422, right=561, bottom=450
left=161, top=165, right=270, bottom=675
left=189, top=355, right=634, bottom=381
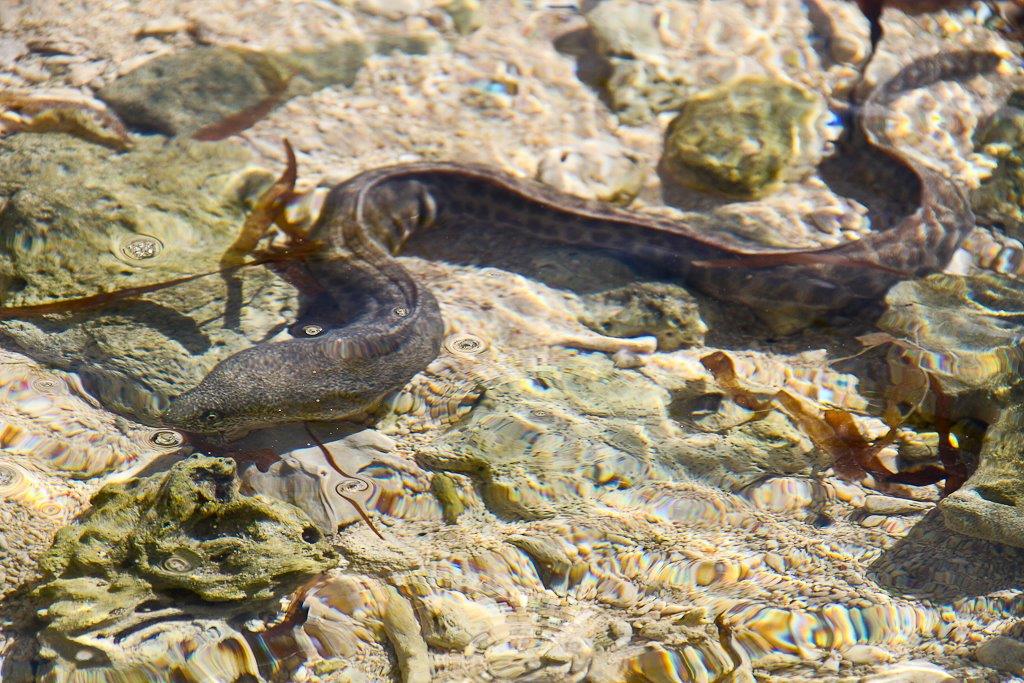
left=3, top=1, right=1024, bottom=682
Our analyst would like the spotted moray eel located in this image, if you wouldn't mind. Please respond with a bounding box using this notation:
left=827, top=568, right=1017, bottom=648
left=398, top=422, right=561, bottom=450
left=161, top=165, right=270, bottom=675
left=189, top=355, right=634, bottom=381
left=162, top=50, right=1002, bottom=434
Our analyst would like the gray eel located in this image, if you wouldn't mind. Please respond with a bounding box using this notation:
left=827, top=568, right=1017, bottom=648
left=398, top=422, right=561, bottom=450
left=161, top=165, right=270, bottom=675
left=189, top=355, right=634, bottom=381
left=162, top=50, right=1002, bottom=434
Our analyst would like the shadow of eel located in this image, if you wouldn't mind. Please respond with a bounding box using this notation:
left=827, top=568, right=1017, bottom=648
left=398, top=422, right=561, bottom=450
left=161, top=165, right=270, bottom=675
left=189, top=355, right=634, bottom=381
left=162, top=50, right=1003, bottom=435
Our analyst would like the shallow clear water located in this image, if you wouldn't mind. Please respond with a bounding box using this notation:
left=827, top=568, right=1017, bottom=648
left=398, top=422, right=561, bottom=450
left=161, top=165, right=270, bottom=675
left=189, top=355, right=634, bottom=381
left=2, top=1, right=1024, bottom=682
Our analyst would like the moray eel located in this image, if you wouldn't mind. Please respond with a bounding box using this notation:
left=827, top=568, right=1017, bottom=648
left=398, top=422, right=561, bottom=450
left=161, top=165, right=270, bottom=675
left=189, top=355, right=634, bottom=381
left=162, top=50, right=1002, bottom=435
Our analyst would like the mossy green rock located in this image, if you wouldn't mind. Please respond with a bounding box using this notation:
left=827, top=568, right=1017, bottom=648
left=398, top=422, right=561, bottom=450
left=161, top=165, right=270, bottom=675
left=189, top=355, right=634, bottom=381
left=33, top=455, right=336, bottom=637
left=580, top=281, right=707, bottom=350
left=972, top=92, right=1024, bottom=237
left=661, top=76, right=823, bottom=199
left=0, top=133, right=256, bottom=306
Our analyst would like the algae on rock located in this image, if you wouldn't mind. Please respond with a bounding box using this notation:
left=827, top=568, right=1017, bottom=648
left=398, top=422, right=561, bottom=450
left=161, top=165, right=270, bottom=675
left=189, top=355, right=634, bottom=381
left=32, top=455, right=336, bottom=644
left=580, top=282, right=707, bottom=351
left=661, top=76, right=824, bottom=199
left=0, top=133, right=300, bottom=423
left=584, top=0, right=685, bottom=126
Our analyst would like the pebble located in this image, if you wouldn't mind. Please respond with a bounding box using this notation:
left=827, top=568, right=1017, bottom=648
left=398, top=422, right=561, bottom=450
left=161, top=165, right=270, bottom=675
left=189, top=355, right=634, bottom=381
left=842, top=644, right=893, bottom=665
left=606, top=622, right=630, bottom=643
left=762, top=552, right=786, bottom=573
left=859, top=515, right=886, bottom=528
left=67, top=61, right=105, bottom=87
left=12, top=63, right=48, bottom=83
left=860, top=661, right=954, bottom=682
left=536, top=140, right=644, bottom=205
left=357, top=0, right=426, bottom=19
left=611, top=349, right=645, bottom=369
left=135, top=16, right=195, bottom=38
left=862, top=495, right=932, bottom=516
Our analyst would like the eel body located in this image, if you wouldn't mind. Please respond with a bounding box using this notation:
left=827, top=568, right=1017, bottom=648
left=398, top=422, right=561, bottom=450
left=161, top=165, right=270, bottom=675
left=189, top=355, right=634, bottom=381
left=161, top=50, right=1001, bottom=434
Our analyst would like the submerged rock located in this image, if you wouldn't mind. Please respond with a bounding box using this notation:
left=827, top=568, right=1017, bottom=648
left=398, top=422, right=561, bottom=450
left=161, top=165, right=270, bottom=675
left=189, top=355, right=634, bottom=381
left=661, top=76, right=824, bottom=199
left=37, top=619, right=264, bottom=683
left=584, top=0, right=681, bottom=126
left=0, top=133, right=298, bottom=423
left=971, top=92, right=1024, bottom=237
left=98, top=43, right=366, bottom=138
left=579, top=281, right=707, bottom=350
left=975, top=634, right=1024, bottom=674
left=878, top=273, right=1024, bottom=399
left=417, top=355, right=673, bottom=519
left=941, top=398, right=1024, bottom=548
left=32, top=455, right=335, bottom=661
left=242, top=429, right=415, bottom=533
left=878, top=272, right=1024, bottom=547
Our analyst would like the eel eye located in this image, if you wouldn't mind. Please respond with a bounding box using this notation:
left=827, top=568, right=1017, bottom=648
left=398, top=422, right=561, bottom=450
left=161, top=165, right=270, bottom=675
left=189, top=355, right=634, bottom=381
left=301, top=324, right=324, bottom=337
left=200, top=410, right=222, bottom=425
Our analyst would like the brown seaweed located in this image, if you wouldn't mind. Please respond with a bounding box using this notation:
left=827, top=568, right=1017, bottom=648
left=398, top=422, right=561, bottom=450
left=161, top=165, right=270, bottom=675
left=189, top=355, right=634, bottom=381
left=703, top=346, right=973, bottom=492
left=220, top=138, right=303, bottom=267
left=700, top=350, right=900, bottom=483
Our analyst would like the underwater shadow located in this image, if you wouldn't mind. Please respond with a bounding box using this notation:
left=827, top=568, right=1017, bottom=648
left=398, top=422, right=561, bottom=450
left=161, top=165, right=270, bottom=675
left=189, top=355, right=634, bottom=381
left=0, top=299, right=213, bottom=357
left=869, top=509, right=1024, bottom=611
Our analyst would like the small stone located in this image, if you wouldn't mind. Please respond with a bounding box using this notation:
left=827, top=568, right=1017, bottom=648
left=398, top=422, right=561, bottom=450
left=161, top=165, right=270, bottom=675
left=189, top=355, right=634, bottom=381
left=863, top=495, right=931, bottom=516
left=67, top=61, right=105, bottom=87
left=586, top=0, right=661, bottom=59
left=375, top=32, right=440, bottom=56
left=580, top=282, right=707, bottom=351
left=442, top=0, right=483, bottom=34
left=859, top=514, right=885, bottom=528
left=612, top=348, right=645, bottom=369
left=98, top=47, right=289, bottom=136
left=859, top=661, right=954, bottom=682
left=763, top=552, right=786, bottom=573
left=608, top=619, right=632, bottom=642
left=13, top=63, right=48, bottom=83
left=536, top=140, right=645, bottom=206
left=976, top=635, right=1024, bottom=674
left=357, top=0, right=425, bottom=19
left=431, top=473, right=466, bottom=524
left=135, top=16, right=195, bottom=38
